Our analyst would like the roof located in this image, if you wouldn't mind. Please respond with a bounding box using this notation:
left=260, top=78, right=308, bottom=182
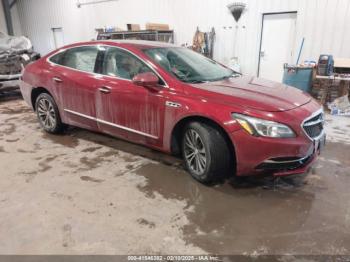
left=49, top=40, right=178, bottom=57
left=96, top=40, right=177, bottom=49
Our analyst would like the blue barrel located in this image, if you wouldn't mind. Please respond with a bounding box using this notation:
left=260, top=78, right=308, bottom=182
left=282, top=65, right=313, bottom=93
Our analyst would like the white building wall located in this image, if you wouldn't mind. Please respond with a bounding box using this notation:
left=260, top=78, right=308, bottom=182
left=15, top=0, right=350, bottom=76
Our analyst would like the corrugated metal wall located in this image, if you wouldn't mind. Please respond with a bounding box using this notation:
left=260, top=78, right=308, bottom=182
left=0, top=1, right=7, bottom=34
left=15, top=0, right=350, bottom=76
left=0, top=1, right=22, bottom=35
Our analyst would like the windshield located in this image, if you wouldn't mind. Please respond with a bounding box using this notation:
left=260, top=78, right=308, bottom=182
left=143, top=47, right=239, bottom=83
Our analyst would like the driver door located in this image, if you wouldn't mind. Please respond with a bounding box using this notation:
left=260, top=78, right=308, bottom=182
left=96, top=46, right=166, bottom=147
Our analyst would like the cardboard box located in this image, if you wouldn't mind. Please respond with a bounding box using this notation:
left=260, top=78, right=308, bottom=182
left=335, top=58, right=350, bottom=69
left=127, top=24, right=141, bottom=31
left=146, top=23, right=169, bottom=30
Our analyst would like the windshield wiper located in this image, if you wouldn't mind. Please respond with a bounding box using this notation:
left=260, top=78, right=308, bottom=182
left=225, top=72, right=242, bottom=78
left=187, top=80, right=208, bottom=84
left=217, top=72, right=242, bottom=81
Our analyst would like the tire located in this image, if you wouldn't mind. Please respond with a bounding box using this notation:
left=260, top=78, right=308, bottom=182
left=182, top=122, right=232, bottom=184
left=35, top=93, right=64, bottom=134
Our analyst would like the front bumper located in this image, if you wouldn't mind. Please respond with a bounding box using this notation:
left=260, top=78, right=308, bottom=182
left=0, top=73, right=22, bottom=80
left=0, top=78, right=20, bottom=92
left=230, top=129, right=325, bottom=177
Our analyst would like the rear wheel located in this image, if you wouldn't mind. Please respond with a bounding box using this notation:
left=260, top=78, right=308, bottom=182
left=35, top=93, right=64, bottom=133
left=182, top=122, right=232, bottom=184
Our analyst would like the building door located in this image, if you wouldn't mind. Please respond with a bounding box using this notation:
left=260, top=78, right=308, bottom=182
left=258, top=12, right=297, bottom=82
left=52, top=27, right=64, bottom=49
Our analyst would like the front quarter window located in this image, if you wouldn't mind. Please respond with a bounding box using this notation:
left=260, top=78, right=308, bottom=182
left=144, top=47, right=238, bottom=83
left=49, top=51, right=65, bottom=65
left=101, top=46, right=165, bottom=86
left=102, top=47, right=152, bottom=80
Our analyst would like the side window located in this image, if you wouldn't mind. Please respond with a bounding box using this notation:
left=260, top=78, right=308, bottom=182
left=60, top=46, right=99, bottom=73
left=102, top=47, right=152, bottom=80
left=49, top=51, right=65, bottom=65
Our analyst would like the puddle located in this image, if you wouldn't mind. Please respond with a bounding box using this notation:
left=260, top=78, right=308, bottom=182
left=41, top=131, right=79, bottom=148
left=0, top=90, right=22, bottom=103
left=1, top=123, right=16, bottom=135
left=70, top=128, right=182, bottom=167
left=321, top=142, right=350, bottom=166
left=137, top=218, right=156, bottom=228
left=0, top=105, right=32, bottom=115
left=79, top=150, right=117, bottom=171
left=81, top=146, right=103, bottom=153
left=135, top=147, right=350, bottom=254
left=5, top=138, right=19, bottom=142
left=80, top=176, right=104, bottom=183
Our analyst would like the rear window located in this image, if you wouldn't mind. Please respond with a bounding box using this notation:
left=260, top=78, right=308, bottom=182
left=49, top=46, right=99, bottom=73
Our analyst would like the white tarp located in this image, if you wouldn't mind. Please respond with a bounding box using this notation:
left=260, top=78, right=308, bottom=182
left=0, top=32, right=37, bottom=84
left=0, top=32, right=33, bottom=56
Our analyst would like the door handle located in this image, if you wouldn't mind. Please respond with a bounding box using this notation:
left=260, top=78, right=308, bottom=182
left=99, top=86, right=111, bottom=94
left=52, top=77, right=63, bottom=83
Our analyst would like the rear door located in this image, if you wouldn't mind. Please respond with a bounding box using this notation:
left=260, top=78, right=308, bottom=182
left=48, top=45, right=101, bottom=130
left=95, top=46, right=166, bottom=147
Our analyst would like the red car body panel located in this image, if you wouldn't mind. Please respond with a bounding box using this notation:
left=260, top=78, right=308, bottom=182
left=20, top=40, right=324, bottom=177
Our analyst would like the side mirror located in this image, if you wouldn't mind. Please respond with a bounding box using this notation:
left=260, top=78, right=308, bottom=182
left=132, top=72, right=161, bottom=91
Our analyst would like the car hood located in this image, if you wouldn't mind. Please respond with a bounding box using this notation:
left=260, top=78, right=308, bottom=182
left=190, top=76, right=312, bottom=112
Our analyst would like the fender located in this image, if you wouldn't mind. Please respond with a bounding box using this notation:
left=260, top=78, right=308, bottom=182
left=162, top=98, right=242, bottom=152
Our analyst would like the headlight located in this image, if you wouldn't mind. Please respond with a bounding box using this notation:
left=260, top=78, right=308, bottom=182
left=232, top=113, right=295, bottom=138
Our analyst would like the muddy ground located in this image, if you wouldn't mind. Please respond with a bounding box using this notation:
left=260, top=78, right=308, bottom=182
left=0, top=94, right=350, bottom=256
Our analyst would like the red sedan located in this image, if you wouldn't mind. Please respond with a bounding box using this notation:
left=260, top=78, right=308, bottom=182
left=20, top=40, right=325, bottom=184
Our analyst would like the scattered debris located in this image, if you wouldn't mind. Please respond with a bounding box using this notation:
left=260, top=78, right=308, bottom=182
left=328, top=94, right=350, bottom=116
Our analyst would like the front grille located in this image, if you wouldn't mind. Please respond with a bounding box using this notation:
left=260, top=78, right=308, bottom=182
left=302, top=112, right=324, bottom=139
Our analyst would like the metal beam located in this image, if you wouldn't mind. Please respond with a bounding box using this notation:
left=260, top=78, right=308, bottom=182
left=2, top=0, right=13, bottom=35
left=9, top=0, right=16, bottom=8
left=76, top=0, right=118, bottom=8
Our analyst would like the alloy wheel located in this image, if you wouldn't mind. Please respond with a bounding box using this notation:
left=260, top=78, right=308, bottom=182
left=184, top=129, right=207, bottom=175
left=37, top=98, right=56, bottom=129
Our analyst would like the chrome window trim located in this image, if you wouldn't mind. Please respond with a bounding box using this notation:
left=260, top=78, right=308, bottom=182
left=64, top=109, right=159, bottom=139
left=301, top=107, right=325, bottom=141
left=46, top=44, right=169, bottom=88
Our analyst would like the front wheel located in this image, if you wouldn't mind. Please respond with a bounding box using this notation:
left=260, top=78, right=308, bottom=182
left=35, top=93, right=65, bottom=134
left=182, top=122, right=232, bottom=184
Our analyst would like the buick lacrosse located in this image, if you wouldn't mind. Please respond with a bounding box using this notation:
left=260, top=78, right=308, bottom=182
left=20, top=40, right=325, bottom=184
